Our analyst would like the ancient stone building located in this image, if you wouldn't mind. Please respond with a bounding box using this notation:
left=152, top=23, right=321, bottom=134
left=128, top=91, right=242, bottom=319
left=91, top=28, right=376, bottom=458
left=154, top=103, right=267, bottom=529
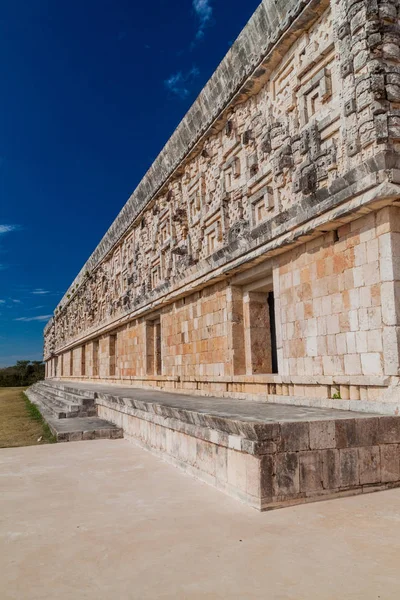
left=33, top=0, right=400, bottom=510
left=44, top=0, right=400, bottom=415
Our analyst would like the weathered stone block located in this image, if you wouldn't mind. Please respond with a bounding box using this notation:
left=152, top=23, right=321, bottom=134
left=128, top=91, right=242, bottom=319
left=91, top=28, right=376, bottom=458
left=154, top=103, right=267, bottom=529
left=309, top=421, right=336, bottom=449
left=275, top=452, right=300, bottom=497
left=358, top=446, right=381, bottom=485
left=321, top=448, right=340, bottom=490
left=355, top=418, right=379, bottom=446
left=95, top=428, right=111, bottom=439
left=227, top=450, right=247, bottom=494
left=379, top=417, right=400, bottom=444
left=336, top=419, right=357, bottom=448
left=299, top=451, right=323, bottom=492
left=380, top=444, right=400, bottom=483
left=246, top=454, right=261, bottom=498
left=260, top=454, right=274, bottom=500
left=110, top=427, right=123, bottom=439
left=196, top=440, right=216, bottom=477
left=280, top=422, right=309, bottom=452
left=215, top=445, right=228, bottom=483
left=340, top=448, right=359, bottom=487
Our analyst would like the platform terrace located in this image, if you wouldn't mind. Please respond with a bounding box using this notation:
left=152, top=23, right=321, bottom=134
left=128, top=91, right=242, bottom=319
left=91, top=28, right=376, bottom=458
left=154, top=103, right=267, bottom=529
left=27, top=380, right=400, bottom=510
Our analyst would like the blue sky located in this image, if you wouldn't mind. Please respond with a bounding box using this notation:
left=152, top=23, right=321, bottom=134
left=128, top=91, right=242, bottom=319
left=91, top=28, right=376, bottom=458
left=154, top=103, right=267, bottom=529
left=0, top=0, right=260, bottom=366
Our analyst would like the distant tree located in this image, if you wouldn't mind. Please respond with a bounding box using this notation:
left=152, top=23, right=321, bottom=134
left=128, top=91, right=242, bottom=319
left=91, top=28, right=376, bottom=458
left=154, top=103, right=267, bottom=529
left=0, top=361, right=45, bottom=387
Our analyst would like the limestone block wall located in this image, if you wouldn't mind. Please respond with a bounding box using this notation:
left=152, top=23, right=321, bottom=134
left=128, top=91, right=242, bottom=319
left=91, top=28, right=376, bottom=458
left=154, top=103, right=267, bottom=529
left=379, top=205, right=400, bottom=376
left=98, top=336, right=112, bottom=379
left=72, top=347, right=84, bottom=377
left=63, top=351, right=72, bottom=378
left=277, top=210, right=387, bottom=378
left=161, top=282, right=229, bottom=379
left=116, top=322, right=146, bottom=378
left=84, top=342, right=95, bottom=378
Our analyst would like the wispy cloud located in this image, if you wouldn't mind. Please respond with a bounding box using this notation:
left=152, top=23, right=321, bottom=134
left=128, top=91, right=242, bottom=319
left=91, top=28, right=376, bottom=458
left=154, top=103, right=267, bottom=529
left=0, top=224, right=19, bottom=270
left=0, top=224, right=19, bottom=235
left=14, top=315, right=52, bottom=322
left=164, top=66, right=200, bottom=99
left=193, top=0, right=213, bottom=40
left=32, top=288, right=50, bottom=295
left=0, top=300, right=5, bottom=304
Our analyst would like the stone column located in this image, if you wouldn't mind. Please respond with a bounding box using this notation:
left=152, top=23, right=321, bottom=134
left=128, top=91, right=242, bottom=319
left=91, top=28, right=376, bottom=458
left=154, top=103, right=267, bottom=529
left=109, top=335, right=116, bottom=377
left=145, top=321, right=155, bottom=375
left=379, top=206, right=400, bottom=376
left=69, top=350, right=73, bottom=377
left=243, top=291, right=272, bottom=375
left=226, top=286, right=246, bottom=375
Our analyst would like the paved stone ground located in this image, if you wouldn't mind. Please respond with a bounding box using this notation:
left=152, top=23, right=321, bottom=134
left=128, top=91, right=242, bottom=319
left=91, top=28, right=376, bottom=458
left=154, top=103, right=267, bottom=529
left=54, top=380, right=377, bottom=422
left=1, top=440, right=400, bottom=600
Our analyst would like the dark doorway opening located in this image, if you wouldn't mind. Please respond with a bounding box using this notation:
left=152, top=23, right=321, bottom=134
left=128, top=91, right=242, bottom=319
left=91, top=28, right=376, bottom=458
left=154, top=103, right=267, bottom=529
left=268, top=291, right=278, bottom=374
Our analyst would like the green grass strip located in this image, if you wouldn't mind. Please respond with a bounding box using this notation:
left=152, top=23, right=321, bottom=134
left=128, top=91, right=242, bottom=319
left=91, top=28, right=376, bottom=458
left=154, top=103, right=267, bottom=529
left=22, top=392, right=57, bottom=444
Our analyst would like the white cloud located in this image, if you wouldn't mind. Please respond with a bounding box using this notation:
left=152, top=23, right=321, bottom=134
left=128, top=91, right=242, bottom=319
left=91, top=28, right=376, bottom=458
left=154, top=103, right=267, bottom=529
left=165, top=66, right=200, bottom=98
left=14, top=315, right=52, bottom=322
left=32, top=288, right=50, bottom=295
left=0, top=225, right=18, bottom=235
left=193, top=0, right=213, bottom=40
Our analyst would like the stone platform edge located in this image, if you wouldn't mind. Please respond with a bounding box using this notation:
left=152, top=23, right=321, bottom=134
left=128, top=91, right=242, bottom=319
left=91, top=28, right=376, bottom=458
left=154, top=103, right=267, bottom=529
left=53, top=374, right=400, bottom=416
left=93, top=391, right=400, bottom=510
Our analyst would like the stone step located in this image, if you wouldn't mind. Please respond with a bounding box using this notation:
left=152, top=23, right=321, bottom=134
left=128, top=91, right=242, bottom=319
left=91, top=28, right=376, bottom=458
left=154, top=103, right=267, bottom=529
left=26, top=389, right=56, bottom=418
left=40, top=390, right=96, bottom=418
left=36, top=382, right=95, bottom=408
left=39, top=381, right=96, bottom=407
left=32, top=383, right=97, bottom=418
left=25, top=387, right=123, bottom=442
left=43, top=380, right=96, bottom=400
left=47, top=416, right=124, bottom=443
left=35, top=387, right=80, bottom=411
left=28, top=387, right=80, bottom=419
